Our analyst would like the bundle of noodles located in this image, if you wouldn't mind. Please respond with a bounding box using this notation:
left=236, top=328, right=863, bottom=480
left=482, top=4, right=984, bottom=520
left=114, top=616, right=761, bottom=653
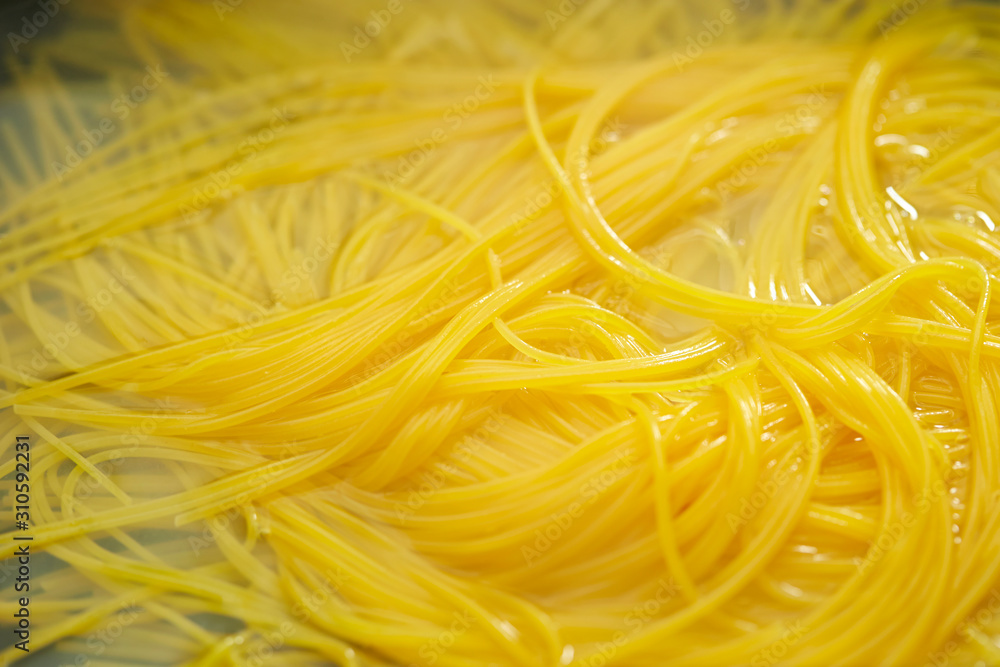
left=2, top=0, right=1000, bottom=665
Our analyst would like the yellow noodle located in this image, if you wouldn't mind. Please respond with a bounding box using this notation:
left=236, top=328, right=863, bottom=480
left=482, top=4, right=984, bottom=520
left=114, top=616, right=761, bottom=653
left=2, top=1, right=1000, bottom=666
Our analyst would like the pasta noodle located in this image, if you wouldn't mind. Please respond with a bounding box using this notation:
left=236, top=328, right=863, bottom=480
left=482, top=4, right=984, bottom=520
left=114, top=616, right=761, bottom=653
left=2, top=0, right=1000, bottom=665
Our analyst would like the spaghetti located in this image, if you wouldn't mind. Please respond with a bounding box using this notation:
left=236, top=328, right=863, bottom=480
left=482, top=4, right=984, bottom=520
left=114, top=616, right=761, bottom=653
left=2, top=0, right=1000, bottom=665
